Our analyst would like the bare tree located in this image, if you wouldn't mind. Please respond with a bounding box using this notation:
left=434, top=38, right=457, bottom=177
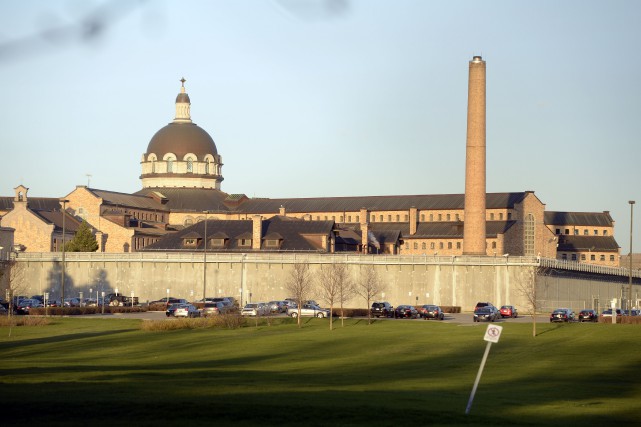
left=285, top=262, right=314, bottom=328
left=0, top=258, right=28, bottom=336
left=355, top=266, right=384, bottom=325
left=336, top=263, right=354, bottom=327
left=517, top=266, right=540, bottom=337
left=317, top=263, right=340, bottom=330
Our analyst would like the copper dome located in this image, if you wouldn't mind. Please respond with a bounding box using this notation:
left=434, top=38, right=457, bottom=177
left=146, top=122, right=218, bottom=160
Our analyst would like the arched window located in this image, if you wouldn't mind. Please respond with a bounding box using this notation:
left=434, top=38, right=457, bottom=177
left=167, top=159, right=174, bottom=173
left=187, top=158, right=194, bottom=173
left=205, top=160, right=210, bottom=174
left=524, top=213, right=535, bottom=256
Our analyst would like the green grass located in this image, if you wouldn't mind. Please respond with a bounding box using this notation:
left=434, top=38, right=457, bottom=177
left=1, top=318, right=640, bottom=426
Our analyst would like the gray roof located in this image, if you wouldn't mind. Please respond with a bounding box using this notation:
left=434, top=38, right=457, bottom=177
left=134, top=187, right=231, bottom=212
left=0, top=197, right=62, bottom=212
left=236, top=192, right=530, bottom=214
left=557, top=235, right=620, bottom=252
left=142, top=216, right=334, bottom=252
left=89, top=188, right=168, bottom=211
left=367, top=221, right=516, bottom=239
left=544, top=211, right=614, bottom=227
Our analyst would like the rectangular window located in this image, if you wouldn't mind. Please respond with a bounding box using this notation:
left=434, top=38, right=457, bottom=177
left=339, top=216, right=344, bottom=222
left=212, top=238, right=224, bottom=247
left=405, top=243, right=409, bottom=249
left=239, top=239, right=251, bottom=247
left=581, top=254, right=586, bottom=261
left=600, top=255, right=605, bottom=261
left=429, top=214, right=434, bottom=221
left=404, top=214, right=408, bottom=221
left=456, top=242, right=461, bottom=249
left=388, top=215, right=391, bottom=222
left=355, top=215, right=359, bottom=223
left=571, top=254, right=577, bottom=261
left=490, top=213, right=494, bottom=220
left=324, top=216, right=328, bottom=220
left=590, top=254, right=595, bottom=261
left=266, top=240, right=279, bottom=247
left=556, top=229, right=561, bottom=234
left=413, top=242, right=418, bottom=249
left=447, top=242, right=452, bottom=249
left=583, top=229, right=588, bottom=235
left=439, top=242, right=444, bottom=249
left=396, top=215, right=400, bottom=221
left=499, top=213, right=503, bottom=220
left=430, top=242, right=435, bottom=250
left=421, top=242, right=426, bottom=249
left=379, top=215, right=383, bottom=222
left=565, top=229, right=570, bottom=235
left=348, top=216, right=352, bottom=222
left=420, top=214, right=425, bottom=221
left=438, top=214, right=442, bottom=221
left=562, top=253, right=567, bottom=260
left=508, top=212, right=512, bottom=220
left=446, top=214, right=451, bottom=221
left=610, top=255, right=615, bottom=261
left=604, top=230, right=608, bottom=236
left=456, top=214, right=460, bottom=221
left=594, top=229, right=598, bottom=235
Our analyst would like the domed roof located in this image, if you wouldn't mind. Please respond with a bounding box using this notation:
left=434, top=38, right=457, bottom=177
left=146, top=122, right=218, bottom=160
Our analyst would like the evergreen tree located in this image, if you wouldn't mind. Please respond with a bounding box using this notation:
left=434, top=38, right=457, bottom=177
left=64, top=220, right=99, bottom=252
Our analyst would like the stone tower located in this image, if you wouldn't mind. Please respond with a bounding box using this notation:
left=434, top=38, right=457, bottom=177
left=463, top=56, right=487, bottom=255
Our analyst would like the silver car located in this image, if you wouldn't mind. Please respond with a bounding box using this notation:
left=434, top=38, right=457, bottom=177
left=241, top=302, right=270, bottom=316
left=287, top=303, right=330, bottom=318
left=174, top=304, right=201, bottom=318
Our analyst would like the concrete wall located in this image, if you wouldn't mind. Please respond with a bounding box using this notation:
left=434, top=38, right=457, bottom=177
left=2, top=253, right=638, bottom=314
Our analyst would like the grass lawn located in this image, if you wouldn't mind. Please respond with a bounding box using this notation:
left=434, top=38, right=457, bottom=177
left=1, top=317, right=640, bottom=426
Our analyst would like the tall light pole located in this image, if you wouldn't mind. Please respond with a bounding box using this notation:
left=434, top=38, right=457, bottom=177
left=629, top=200, right=635, bottom=313
left=202, top=211, right=210, bottom=303
left=60, top=199, right=69, bottom=307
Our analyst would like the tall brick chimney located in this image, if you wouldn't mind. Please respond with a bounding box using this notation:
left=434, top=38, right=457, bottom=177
left=463, top=55, right=487, bottom=255
left=409, top=207, right=418, bottom=235
left=252, top=215, right=262, bottom=250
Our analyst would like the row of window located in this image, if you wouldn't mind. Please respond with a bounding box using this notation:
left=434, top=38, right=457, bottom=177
left=556, top=228, right=609, bottom=236
left=403, top=241, right=500, bottom=251
left=150, top=159, right=217, bottom=174
left=183, top=238, right=280, bottom=248
left=561, top=253, right=615, bottom=262
left=310, top=212, right=510, bottom=223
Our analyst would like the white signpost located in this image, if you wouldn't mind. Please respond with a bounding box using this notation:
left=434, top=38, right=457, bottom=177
left=466, top=324, right=503, bottom=415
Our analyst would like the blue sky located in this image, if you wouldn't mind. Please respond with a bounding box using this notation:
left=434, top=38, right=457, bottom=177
left=1, top=0, right=640, bottom=253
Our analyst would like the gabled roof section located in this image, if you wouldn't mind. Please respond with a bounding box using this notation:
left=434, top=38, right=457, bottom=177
left=557, top=235, right=620, bottom=252
left=0, top=196, right=63, bottom=212
left=235, top=192, right=529, bottom=214
left=141, top=216, right=334, bottom=252
left=545, top=211, right=614, bottom=227
left=35, top=210, right=81, bottom=233
left=89, top=188, right=168, bottom=211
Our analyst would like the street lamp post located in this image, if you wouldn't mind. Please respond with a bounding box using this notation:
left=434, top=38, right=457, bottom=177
left=203, top=211, right=210, bottom=304
left=629, top=201, right=635, bottom=313
left=60, top=199, right=69, bottom=307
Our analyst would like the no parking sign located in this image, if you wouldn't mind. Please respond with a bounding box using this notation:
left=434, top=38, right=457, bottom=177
left=483, top=324, right=503, bottom=343
left=466, top=324, right=503, bottom=414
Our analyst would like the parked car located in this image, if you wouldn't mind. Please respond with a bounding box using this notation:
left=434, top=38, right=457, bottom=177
left=16, top=298, right=43, bottom=314
left=241, top=302, right=270, bottom=316
left=499, top=305, right=518, bottom=318
left=166, top=303, right=188, bottom=317
left=202, top=301, right=231, bottom=316
left=473, top=307, right=498, bottom=322
left=601, top=308, right=623, bottom=318
left=419, top=304, right=444, bottom=320
left=550, top=308, right=575, bottom=322
left=267, top=300, right=288, bottom=314
left=394, top=305, right=418, bottom=319
left=474, top=302, right=496, bottom=311
left=287, top=303, right=330, bottom=318
left=153, top=297, right=186, bottom=306
left=578, top=309, right=598, bottom=322
left=174, top=304, right=200, bottom=318
left=370, top=301, right=394, bottom=318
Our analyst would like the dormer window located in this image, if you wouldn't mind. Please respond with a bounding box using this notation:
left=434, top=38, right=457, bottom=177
left=239, top=239, right=251, bottom=247
left=184, top=238, right=197, bottom=248
left=212, top=238, right=225, bottom=248
left=266, top=239, right=279, bottom=248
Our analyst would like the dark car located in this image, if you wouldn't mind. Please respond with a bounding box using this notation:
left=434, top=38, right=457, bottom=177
left=166, top=303, right=188, bottom=317
left=419, top=304, right=444, bottom=320
left=578, top=309, right=598, bottom=322
left=16, top=298, right=43, bottom=315
left=474, top=302, right=496, bottom=311
left=371, top=301, right=394, bottom=318
left=499, top=305, right=518, bottom=318
left=473, top=307, right=497, bottom=322
left=394, top=305, right=418, bottom=319
left=550, top=308, right=575, bottom=322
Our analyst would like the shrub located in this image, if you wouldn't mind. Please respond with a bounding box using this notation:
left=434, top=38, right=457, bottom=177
left=0, top=316, right=51, bottom=327
left=140, top=314, right=246, bottom=331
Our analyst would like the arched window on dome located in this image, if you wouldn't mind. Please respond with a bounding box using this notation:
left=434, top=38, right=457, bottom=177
left=167, top=159, right=174, bottom=173
left=205, top=160, right=210, bottom=175
left=187, top=158, right=194, bottom=173
left=184, top=217, right=193, bottom=227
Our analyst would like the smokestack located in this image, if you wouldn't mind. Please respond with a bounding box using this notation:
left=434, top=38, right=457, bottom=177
left=463, top=55, right=487, bottom=255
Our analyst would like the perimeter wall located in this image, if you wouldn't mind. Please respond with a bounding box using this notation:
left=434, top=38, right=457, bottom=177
left=2, top=253, right=639, bottom=313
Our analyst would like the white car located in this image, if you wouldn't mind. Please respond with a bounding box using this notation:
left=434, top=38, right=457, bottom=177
left=174, top=304, right=201, bottom=318
left=287, top=303, right=330, bottom=318
left=241, top=302, right=270, bottom=316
